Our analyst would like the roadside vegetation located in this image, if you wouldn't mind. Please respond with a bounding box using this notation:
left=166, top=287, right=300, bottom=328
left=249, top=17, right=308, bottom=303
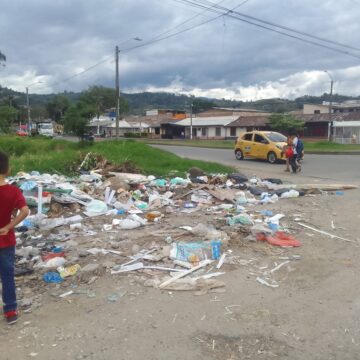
left=0, top=136, right=234, bottom=176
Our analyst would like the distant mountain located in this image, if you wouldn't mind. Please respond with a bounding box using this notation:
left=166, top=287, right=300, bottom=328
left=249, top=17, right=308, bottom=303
left=1, top=85, right=359, bottom=114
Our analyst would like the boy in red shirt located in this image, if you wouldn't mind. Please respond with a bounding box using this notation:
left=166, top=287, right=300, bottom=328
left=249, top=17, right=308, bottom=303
left=0, top=152, right=29, bottom=324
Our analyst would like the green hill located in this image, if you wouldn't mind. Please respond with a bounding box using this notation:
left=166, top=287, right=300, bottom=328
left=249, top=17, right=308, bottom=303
left=1, top=85, right=359, bottom=116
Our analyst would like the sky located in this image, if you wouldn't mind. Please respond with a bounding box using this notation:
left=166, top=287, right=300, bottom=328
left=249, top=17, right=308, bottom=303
left=1, top=0, right=360, bottom=101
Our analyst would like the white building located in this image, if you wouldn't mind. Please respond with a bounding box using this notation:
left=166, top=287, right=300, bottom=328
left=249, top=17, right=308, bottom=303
left=88, top=116, right=149, bottom=137
left=175, top=116, right=240, bottom=139
left=333, top=120, right=360, bottom=144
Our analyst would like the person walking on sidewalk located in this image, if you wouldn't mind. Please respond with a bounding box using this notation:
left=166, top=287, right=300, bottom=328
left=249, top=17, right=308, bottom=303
left=282, top=135, right=293, bottom=172
left=289, top=133, right=304, bottom=173
left=0, top=151, right=29, bottom=325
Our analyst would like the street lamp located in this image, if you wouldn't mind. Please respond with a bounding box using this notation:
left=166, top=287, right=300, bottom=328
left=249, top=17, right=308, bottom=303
left=324, top=70, right=334, bottom=141
left=115, top=37, right=142, bottom=138
left=26, top=81, right=43, bottom=133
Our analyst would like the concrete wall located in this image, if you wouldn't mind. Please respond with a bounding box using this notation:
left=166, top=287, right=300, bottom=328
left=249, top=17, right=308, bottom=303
left=303, top=104, right=329, bottom=114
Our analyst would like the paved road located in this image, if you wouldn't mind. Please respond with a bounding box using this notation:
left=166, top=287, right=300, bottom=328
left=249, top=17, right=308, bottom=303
left=152, top=145, right=360, bottom=184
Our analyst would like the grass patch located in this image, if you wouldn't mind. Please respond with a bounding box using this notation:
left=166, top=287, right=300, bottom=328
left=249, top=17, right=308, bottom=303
left=142, top=139, right=234, bottom=149
left=302, top=141, right=360, bottom=152
left=0, top=136, right=234, bottom=176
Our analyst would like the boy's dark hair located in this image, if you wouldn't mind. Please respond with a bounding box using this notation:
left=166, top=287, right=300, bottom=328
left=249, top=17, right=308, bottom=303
left=0, top=151, right=9, bottom=175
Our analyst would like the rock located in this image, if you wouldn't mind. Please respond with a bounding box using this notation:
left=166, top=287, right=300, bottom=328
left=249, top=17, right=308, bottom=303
left=131, top=244, right=140, bottom=254
left=68, top=256, right=80, bottom=263
left=109, top=177, right=130, bottom=192
left=81, top=263, right=99, bottom=273
left=65, top=240, right=79, bottom=249
left=110, top=241, right=120, bottom=249
left=69, top=203, right=81, bottom=212
left=102, top=260, right=115, bottom=269
left=78, top=250, right=89, bottom=258
left=161, top=246, right=171, bottom=257
left=144, top=278, right=161, bottom=288
left=164, top=206, right=174, bottom=214
left=20, top=297, right=33, bottom=308
left=188, top=167, right=205, bottom=177
left=50, top=202, right=65, bottom=217
left=88, top=276, right=98, bottom=285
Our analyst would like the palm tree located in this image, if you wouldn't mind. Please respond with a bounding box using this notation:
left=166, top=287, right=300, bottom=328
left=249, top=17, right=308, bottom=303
left=0, top=51, right=6, bottom=68
left=0, top=51, right=6, bottom=62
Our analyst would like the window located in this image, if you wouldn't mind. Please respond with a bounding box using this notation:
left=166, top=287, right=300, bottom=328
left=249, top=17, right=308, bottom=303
left=230, top=127, right=236, bottom=137
left=314, top=110, right=320, bottom=114
left=155, top=128, right=160, bottom=135
left=215, top=127, right=221, bottom=137
left=266, top=132, right=287, bottom=142
left=242, top=133, right=253, bottom=141
left=254, top=134, right=266, bottom=143
left=39, top=124, right=53, bottom=129
left=201, top=128, right=207, bottom=136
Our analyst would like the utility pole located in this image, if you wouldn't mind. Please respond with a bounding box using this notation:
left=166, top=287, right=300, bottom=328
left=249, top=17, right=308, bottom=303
left=324, top=70, right=334, bottom=142
left=190, top=103, right=193, bottom=140
left=26, top=87, right=31, bottom=133
left=115, top=45, right=120, bottom=139
left=329, top=79, right=334, bottom=141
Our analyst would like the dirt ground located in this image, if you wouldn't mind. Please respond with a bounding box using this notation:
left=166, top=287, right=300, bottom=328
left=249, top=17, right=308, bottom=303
left=0, top=169, right=359, bottom=360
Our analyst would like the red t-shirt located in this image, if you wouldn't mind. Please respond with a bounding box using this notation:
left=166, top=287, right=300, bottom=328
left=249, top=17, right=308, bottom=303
left=0, top=184, right=27, bottom=248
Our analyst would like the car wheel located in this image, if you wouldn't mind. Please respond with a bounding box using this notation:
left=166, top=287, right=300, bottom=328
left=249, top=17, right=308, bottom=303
left=267, top=151, right=277, bottom=164
left=235, top=149, right=244, bottom=160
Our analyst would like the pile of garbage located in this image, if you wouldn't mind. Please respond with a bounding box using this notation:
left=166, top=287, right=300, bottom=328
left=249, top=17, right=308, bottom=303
left=8, top=160, right=356, bottom=307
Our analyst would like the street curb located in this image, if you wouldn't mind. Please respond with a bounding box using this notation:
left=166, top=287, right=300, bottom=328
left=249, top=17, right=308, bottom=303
left=147, top=142, right=360, bottom=155
left=305, top=151, right=360, bottom=155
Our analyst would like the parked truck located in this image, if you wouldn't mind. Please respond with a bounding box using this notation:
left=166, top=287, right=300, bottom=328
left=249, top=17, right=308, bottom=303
left=32, top=122, right=54, bottom=137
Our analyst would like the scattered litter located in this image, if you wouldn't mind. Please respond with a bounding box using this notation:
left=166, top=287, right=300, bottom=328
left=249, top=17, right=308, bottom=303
left=111, top=262, right=144, bottom=274
left=258, top=232, right=302, bottom=248
left=256, top=277, right=279, bottom=288
left=170, top=241, right=222, bottom=263
left=59, top=290, right=74, bottom=298
left=298, top=222, right=354, bottom=243
left=270, top=261, right=290, bottom=273
left=58, top=264, right=81, bottom=278
left=159, top=260, right=212, bottom=289
left=279, top=255, right=301, bottom=261
left=8, top=163, right=355, bottom=306
left=107, top=291, right=127, bottom=302
left=216, top=253, right=227, bottom=269
left=43, top=272, right=63, bottom=283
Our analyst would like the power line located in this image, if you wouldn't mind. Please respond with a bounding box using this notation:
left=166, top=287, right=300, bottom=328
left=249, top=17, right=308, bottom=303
left=195, top=0, right=360, bottom=52
left=35, top=0, right=250, bottom=91
left=174, top=0, right=360, bottom=60
left=120, top=0, right=250, bottom=53
left=150, top=0, right=229, bottom=40
left=51, top=57, right=112, bottom=87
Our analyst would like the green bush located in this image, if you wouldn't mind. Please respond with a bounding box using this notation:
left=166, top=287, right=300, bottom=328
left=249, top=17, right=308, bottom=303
left=124, top=132, right=148, bottom=138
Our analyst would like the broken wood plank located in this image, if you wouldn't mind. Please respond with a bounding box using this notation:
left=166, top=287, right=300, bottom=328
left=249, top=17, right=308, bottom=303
left=204, top=186, right=237, bottom=203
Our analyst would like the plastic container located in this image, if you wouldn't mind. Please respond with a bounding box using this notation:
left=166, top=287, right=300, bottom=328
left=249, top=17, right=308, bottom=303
left=171, top=241, right=222, bottom=263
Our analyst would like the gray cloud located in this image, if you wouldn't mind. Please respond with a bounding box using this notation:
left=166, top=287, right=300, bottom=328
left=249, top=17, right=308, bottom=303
left=1, top=0, right=360, bottom=100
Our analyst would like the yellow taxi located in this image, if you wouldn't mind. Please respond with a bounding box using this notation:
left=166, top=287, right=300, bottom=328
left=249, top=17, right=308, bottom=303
left=234, top=131, right=287, bottom=164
